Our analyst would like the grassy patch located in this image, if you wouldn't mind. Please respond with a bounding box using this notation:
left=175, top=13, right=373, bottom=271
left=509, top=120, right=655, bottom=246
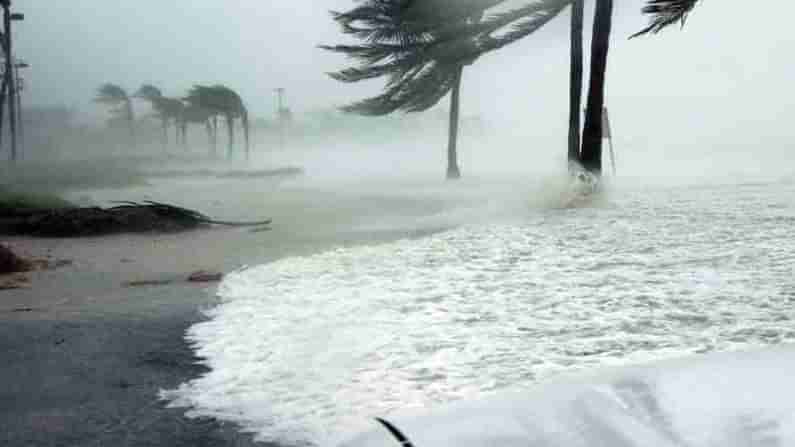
left=0, top=188, right=76, bottom=213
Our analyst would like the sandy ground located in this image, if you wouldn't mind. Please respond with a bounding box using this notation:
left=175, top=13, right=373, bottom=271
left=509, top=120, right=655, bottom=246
left=0, top=172, right=456, bottom=446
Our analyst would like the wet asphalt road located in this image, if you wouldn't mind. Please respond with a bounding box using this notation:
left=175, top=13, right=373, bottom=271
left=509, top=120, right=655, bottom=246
left=0, top=303, right=274, bottom=447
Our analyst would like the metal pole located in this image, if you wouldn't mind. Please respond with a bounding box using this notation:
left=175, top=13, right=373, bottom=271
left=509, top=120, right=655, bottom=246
left=3, top=2, right=17, bottom=162
left=15, top=62, right=21, bottom=158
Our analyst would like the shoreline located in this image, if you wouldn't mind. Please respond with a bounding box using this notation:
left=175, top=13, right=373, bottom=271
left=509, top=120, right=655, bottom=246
left=0, top=174, right=458, bottom=446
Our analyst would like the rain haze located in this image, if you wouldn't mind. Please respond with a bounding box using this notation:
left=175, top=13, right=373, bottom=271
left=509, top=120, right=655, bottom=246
left=2, top=1, right=795, bottom=447
left=17, top=0, right=795, bottom=169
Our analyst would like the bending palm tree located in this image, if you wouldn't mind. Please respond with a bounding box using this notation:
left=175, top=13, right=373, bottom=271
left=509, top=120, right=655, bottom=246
left=134, top=84, right=185, bottom=149
left=323, top=1, right=486, bottom=180
left=185, top=85, right=250, bottom=160
left=323, top=1, right=572, bottom=179
left=95, top=83, right=135, bottom=146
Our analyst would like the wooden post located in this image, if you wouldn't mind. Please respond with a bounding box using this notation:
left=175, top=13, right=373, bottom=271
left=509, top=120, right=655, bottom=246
left=603, top=107, right=617, bottom=175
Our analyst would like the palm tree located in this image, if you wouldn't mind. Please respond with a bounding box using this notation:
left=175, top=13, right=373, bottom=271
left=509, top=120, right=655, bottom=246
left=632, top=0, right=701, bottom=37
left=95, top=83, right=135, bottom=145
left=323, top=1, right=487, bottom=180
left=579, top=0, right=614, bottom=175
left=185, top=85, right=250, bottom=160
left=569, top=0, right=584, bottom=166
left=134, top=84, right=185, bottom=150
left=324, top=1, right=570, bottom=180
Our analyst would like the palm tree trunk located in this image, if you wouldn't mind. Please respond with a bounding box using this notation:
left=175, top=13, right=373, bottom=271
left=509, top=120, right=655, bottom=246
left=212, top=116, right=218, bottom=156
left=243, top=111, right=250, bottom=162
left=181, top=122, right=188, bottom=150
left=205, top=120, right=214, bottom=157
left=162, top=118, right=169, bottom=149
left=580, top=0, right=614, bottom=175
left=226, top=115, right=234, bottom=159
left=568, top=0, right=584, bottom=167
left=447, top=66, right=463, bottom=180
left=125, top=100, right=135, bottom=147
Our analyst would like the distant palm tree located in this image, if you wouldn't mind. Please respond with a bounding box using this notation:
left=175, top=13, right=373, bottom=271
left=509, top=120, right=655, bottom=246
left=134, top=84, right=185, bottom=149
left=95, top=83, right=135, bottom=145
left=178, top=103, right=218, bottom=156
left=185, top=85, right=250, bottom=160
left=632, top=0, right=701, bottom=37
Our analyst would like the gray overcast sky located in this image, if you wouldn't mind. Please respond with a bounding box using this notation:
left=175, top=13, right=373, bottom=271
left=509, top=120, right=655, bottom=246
left=13, top=1, right=795, bottom=152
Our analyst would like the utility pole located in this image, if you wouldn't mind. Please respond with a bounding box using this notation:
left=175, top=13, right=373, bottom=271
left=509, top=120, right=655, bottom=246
left=1, top=0, right=22, bottom=161
left=15, top=60, right=27, bottom=157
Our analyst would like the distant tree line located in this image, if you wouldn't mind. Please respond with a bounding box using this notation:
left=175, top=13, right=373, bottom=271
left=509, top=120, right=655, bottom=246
left=95, top=83, right=251, bottom=160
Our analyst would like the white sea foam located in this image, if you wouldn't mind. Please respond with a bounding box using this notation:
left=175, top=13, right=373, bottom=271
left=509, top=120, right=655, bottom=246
left=164, top=177, right=795, bottom=445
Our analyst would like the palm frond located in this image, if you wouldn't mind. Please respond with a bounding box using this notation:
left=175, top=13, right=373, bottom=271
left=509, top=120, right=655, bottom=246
left=185, top=85, right=246, bottom=118
left=631, top=0, right=700, bottom=38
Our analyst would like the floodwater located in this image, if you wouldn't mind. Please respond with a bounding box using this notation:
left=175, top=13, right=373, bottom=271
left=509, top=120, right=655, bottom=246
left=162, top=166, right=795, bottom=446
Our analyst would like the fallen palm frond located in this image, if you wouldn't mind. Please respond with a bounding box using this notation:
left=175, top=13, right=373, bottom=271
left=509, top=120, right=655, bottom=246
left=0, top=201, right=271, bottom=237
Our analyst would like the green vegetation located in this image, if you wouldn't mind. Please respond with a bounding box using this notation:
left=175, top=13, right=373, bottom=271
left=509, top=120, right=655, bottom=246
left=0, top=188, right=75, bottom=214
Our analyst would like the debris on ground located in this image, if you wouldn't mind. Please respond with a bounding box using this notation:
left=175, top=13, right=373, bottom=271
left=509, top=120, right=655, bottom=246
left=0, top=201, right=271, bottom=238
left=0, top=274, right=30, bottom=290
left=188, top=270, right=224, bottom=283
left=0, top=244, right=30, bottom=274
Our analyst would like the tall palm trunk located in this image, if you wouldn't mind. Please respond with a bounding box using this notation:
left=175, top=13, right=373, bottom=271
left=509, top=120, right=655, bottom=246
left=226, top=115, right=234, bottom=159
left=568, top=0, right=584, bottom=166
left=447, top=66, right=463, bottom=180
left=580, top=0, right=614, bottom=175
